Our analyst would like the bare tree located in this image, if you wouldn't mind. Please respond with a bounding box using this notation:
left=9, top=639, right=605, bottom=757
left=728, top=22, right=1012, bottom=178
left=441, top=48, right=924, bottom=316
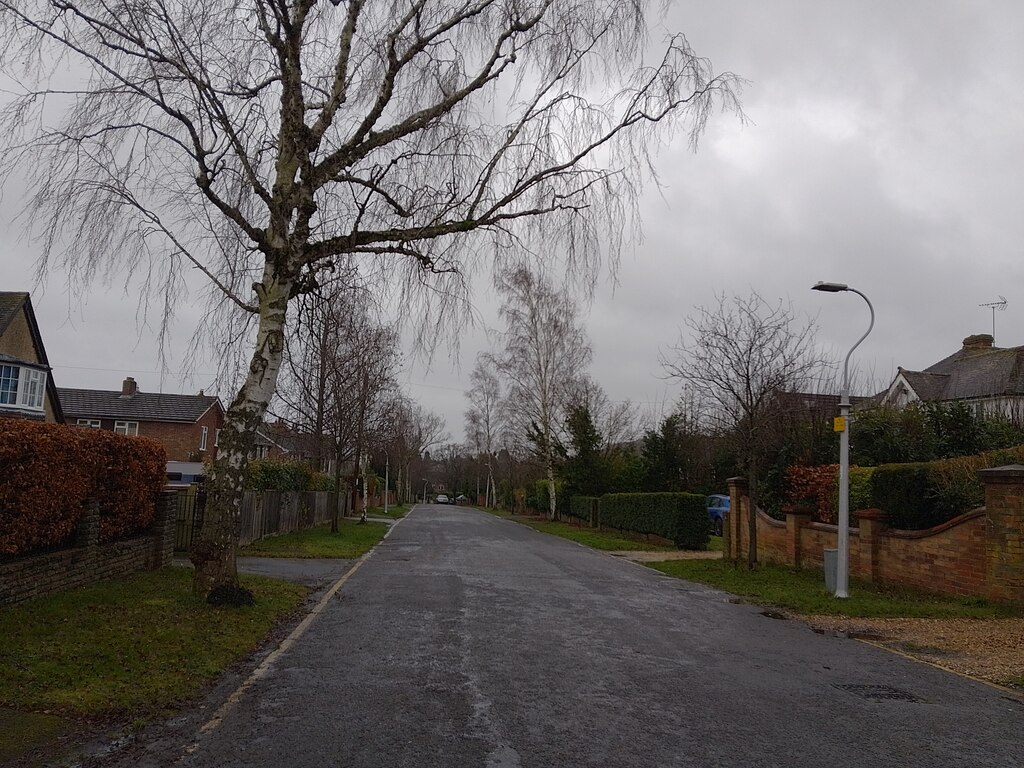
left=661, top=292, right=826, bottom=567
left=569, top=377, right=639, bottom=456
left=491, top=266, right=591, bottom=520
left=0, top=0, right=741, bottom=597
left=464, top=355, right=502, bottom=507
left=391, top=399, right=447, bottom=504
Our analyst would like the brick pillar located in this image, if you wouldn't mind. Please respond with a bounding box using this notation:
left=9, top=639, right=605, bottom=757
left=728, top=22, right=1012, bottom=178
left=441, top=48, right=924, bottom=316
left=784, top=506, right=813, bottom=567
left=978, top=465, right=1024, bottom=601
left=854, top=508, right=887, bottom=582
left=152, top=490, right=179, bottom=568
left=75, top=501, right=101, bottom=549
left=726, top=477, right=748, bottom=562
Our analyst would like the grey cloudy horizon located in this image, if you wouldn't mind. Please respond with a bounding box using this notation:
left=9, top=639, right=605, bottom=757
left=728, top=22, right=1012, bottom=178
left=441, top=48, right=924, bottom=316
left=5, top=1, right=1024, bottom=442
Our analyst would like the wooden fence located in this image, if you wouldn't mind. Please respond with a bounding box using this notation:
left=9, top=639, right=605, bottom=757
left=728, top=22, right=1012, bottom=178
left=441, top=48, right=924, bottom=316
left=174, top=488, right=348, bottom=551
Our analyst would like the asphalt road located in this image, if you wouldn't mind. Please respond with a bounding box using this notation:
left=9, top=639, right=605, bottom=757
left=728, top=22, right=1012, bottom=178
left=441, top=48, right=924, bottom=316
left=153, top=505, right=1024, bottom=767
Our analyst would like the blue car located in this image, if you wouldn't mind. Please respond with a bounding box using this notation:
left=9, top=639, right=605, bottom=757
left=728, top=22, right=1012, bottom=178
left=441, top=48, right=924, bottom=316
left=707, top=494, right=730, bottom=537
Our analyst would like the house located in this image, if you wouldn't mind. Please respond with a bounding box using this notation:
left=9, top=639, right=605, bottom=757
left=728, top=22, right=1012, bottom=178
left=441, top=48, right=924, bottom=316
left=59, top=377, right=225, bottom=461
left=0, top=291, right=64, bottom=423
left=879, top=333, right=1024, bottom=419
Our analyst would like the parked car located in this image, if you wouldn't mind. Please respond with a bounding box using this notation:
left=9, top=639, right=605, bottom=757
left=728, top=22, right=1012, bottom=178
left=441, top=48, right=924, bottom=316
left=435, top=494, right=450, bottom=504
left=455, top=495, right=468, bottom=504
left=707, top=494, right=729, bottom=537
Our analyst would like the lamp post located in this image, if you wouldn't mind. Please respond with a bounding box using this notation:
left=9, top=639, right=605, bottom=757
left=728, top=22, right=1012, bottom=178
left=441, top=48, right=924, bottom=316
left=811, top=281, right=874, bottom=599
left=422, top=479, right=428, bottom=504
left=383, top=449, right=390, bottom=517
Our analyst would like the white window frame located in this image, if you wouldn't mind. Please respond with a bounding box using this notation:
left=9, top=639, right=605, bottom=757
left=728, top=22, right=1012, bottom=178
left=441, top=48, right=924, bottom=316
left=200, top=425, right=209, bottom=451
left=114, top=420, right=139, bottom=436
left=77, top=418, right=102, bottom=429
left=215, top=428, right=222, bottom=446
left=0, top=364, right=47, bottom=412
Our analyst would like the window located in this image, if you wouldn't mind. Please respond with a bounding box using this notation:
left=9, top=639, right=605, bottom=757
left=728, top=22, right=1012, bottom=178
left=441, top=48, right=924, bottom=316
left=0, top=364, right=47, bottom=411
left=200, top=426, right=208, bottom=451
left=77, top=419, right=102, bottom=428
left=253, top=445, right=269, bottom=459
left=215, top=428, right=221, bottom=446
left=114, top=421, right=139, bottom=436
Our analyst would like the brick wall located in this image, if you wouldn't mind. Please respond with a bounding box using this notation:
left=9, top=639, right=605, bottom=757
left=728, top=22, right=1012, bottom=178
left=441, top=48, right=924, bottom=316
left=68, top=405, right=224, bottom=462
left=726, top=468, right=1024, bottom=602
left=0, top=490, right=177, bottom=605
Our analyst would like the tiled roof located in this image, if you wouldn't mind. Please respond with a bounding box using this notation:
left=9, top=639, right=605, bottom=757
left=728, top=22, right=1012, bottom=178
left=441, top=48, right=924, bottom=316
left=901, top=346, right=1024, bottom=402
left=0, top=292, right=29, bottom=336
left=899, top=369, right=950, bottom=401
left=58, top=387, right=221, bottom=423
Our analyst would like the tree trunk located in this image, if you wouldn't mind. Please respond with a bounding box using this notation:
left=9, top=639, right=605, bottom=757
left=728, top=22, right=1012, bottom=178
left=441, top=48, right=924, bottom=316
left=331, top=443, right=344, bottom=533
left=546, top=457, right=557, bottom=521
left=191, top=266, right=293, bottom=598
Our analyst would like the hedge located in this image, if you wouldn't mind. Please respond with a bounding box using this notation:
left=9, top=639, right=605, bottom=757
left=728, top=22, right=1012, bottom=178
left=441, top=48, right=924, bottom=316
left=568, top=495, right=598, bottom=523
left=599, top=492, right=709, bottom=550
left=784, top=464, right=874, bottom=524
left=778, top=443, right=1024, bottom=531
left=0, top=420, right=166, bottom=557
left=244, top=458, right=335, bottom=492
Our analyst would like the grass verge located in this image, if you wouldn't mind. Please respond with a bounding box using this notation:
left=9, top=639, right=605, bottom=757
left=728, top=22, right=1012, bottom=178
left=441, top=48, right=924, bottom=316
left=240, top=520, right=388, bottom=558
left=648, top=559, right=1024, bottom=619
left=0, top=568, right=308, bottom=719
left=365, top=503, right=412, bottom=519
left=517, top=519, right=676, bottom=552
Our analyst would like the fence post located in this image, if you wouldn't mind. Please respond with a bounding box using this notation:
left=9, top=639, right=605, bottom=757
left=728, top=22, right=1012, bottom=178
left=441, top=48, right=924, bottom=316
left=978, top=465, right=1024, bottom=601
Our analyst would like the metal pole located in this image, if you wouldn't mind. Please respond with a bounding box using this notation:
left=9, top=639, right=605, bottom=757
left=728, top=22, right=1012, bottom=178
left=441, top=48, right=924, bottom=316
left=383, top=451, right=389, bottom=517
left=836, top=288, right=874, bottom=599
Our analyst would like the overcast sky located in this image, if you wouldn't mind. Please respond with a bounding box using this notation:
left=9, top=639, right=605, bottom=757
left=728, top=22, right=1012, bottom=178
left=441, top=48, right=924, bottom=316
left=5, top=1, right=1024, bottom=441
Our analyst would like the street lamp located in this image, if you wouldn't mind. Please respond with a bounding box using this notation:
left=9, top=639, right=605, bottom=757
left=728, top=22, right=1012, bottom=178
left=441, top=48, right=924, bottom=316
left=422, top=479, right=428, bottom=504
left=811, top=281, right=875, bottom=599
left=383, top=449, right=390, bottom=517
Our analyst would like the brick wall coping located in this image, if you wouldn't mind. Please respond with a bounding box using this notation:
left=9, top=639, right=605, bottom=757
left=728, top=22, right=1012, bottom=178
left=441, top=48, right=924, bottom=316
left=978, top=464, right=1024, bottom=482
left=806, top=520, right=860, bottom=536
left=885, top=507, right=986, bottom=540
left=853, top=508, right=886, bottom=521
left=755, top=507, right=785, bottom=528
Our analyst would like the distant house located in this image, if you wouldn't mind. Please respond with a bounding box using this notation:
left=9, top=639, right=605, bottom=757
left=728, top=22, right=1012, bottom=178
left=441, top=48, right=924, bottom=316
left=0, top=291, right=63, bottom=423
left=59, top=377, right=225, bottom=461
left=880, top=334, right=1024, bottom=419
left=253, top=420, right=327, bottom=468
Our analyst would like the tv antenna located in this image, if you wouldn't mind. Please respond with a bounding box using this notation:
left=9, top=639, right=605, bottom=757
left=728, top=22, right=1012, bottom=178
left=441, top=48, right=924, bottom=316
left=979, top=296, right=1007, bottom=341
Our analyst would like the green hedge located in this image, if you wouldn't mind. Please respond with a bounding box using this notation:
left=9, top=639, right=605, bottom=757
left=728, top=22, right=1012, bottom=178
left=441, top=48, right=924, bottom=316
left=568, top=495, right=598, bottom=523
left=599, top=492, right=709, bottom=550
left=244, top=459, right=335, bottom=492
left=870, top=463, right=934, bottom=529
left=868, top=443, right=1024, bottom=530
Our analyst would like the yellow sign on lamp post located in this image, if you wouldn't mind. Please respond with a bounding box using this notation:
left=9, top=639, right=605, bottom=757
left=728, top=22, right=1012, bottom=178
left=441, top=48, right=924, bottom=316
left=833, top=416, right=846, bottom=432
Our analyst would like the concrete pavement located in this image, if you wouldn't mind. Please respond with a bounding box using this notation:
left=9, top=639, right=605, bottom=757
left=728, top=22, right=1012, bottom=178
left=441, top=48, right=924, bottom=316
left=122, top=505, right=1024, bottom=767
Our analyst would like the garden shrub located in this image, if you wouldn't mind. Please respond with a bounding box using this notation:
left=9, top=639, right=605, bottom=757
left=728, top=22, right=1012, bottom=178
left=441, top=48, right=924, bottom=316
left=568, top=495, right=597, bottom=524
left=784, top=464, right=838, bottom=523
left=599, top=492, right=709, bottom=550
left=848, top=466, right=875, bottom=513
left=0, top=420, right=166, bottom=557
left=244, top=458, right=334, bottom=491
left=870, top=462, right=936, bottom=529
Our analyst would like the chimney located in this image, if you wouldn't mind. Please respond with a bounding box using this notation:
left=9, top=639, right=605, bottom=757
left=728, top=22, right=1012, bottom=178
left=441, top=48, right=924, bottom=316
left=120, top=376, right=138, bottom=398
left=962, top=334, right=994, bottom=352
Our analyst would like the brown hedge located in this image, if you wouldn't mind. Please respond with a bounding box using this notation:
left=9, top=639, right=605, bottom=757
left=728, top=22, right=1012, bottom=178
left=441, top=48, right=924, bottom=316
left=0, top=420, right=166, bottom=556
